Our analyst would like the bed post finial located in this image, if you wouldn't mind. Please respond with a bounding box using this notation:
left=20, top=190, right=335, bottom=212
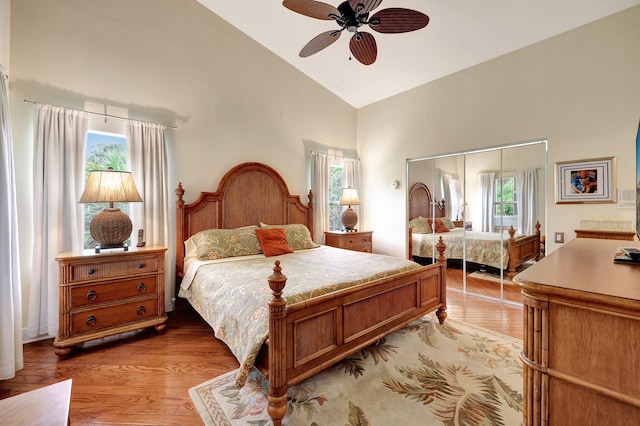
left=307, top=189, right=314, bottom=208
left=175, top=182, right=185, bottom=206
left=267, top=261, right=288, bottom=425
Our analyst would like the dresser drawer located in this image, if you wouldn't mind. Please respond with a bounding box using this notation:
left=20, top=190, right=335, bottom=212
left=71, top=299, right=158, bottom=334
left=68, top=255, right=159, bottom=283
left=70, top=276, right=158, bottom=308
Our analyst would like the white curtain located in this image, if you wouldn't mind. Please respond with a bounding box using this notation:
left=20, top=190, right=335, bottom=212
left=126, top=121, right=171, bottom=297
left=343, top=158, right=360, bottom=225
left=311, top=152, right=329, bottom=244
left=479, top=172, right=495, bottom=232
left=516, top=169, right=538, bottom=235
left=28, top=105, right=88, bottom=339
left=0, top=66, right=24, bottom=379
left=440, top=174, right=452, bottom=218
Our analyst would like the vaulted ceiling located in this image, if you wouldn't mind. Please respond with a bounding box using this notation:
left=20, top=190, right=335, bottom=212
left=197, top=0, right=640, bottom=108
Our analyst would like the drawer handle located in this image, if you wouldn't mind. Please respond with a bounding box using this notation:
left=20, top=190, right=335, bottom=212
left=349, top=240, right=353, bottom=243
left=88, top=269, right=95, bottom=275
left=86, top=315, right=97, bottom=327
left=137, top=282, right=147, bottom=293
left=86, top=290, right=97, bottom=301
left=137, top=306, right=146, bottom=316
left=138, top=263, right=145, bottom=269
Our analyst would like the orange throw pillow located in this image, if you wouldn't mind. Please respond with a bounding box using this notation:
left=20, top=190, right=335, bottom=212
left=255, top=228, right=294, bottom=257
left=428, top=218, right=450, bottom=233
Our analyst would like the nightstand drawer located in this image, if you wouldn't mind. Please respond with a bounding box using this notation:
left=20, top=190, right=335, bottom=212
left=324, top=231, right=373, bottom=253
left=68, top=256, right=159, bottom=283
left=71, top=299, right=158, bottom=334
left=70, top=276, right=158, bottom=307
left=342, top=234, right=371, bottom=246
left=348, top=245, right=372, bottom=253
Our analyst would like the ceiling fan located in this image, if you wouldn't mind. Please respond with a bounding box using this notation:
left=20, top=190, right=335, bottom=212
left=282, top=0, right=429, bottom=65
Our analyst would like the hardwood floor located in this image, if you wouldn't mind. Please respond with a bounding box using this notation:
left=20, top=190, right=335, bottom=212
left=0, top=271, right=522, bottom=425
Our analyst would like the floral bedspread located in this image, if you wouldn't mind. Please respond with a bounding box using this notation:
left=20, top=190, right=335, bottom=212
left=179, top=246, right=422, bottom=387
left=412, top=229, right=525, bottom=269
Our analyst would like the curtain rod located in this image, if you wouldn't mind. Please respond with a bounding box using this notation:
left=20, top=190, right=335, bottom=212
left=310, top=150, right=360, bottom=161
left=23, top=99, right=177, bottom=130
left=478, top=167, right=542, bottom=175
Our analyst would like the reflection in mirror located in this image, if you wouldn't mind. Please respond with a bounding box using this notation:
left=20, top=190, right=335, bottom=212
left=407, top=140, right=547, bottom=305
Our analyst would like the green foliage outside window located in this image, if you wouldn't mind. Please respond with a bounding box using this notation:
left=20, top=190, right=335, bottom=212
left=494, top=177, right=516, bottom=216
left=329, top=165, right=344, bottom=231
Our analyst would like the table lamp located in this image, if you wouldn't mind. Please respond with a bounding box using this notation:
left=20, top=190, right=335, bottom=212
left=339, top=187, right=360, bottom=231
left=79, top=168, right=142, bottom=252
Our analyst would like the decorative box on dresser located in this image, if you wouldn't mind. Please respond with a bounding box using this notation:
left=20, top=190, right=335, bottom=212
left=574, top=229, right=636, bottom=241
left=513, top=238, right=640, bottom=425
left=54, top=246, right=168, bottom=357
left=324, top=230, right=373, bottom=253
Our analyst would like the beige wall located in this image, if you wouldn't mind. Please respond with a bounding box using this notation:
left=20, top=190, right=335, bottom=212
left=358, top=6, right=640, bottom=257
left=8, top=0, right=356, bottom=317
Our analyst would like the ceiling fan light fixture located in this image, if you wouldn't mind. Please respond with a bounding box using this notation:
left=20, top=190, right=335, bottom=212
left=283, top=0, right=429, bottom=65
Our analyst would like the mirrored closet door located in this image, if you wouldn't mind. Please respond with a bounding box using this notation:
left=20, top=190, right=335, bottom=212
left=407, top=140, right=547, bottom=304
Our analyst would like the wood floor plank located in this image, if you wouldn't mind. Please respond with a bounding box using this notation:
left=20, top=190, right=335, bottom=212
left=0, top=269, right=522, bottom=424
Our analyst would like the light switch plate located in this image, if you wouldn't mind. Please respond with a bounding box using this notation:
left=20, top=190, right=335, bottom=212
left=554, top=232, right=564, bottom=243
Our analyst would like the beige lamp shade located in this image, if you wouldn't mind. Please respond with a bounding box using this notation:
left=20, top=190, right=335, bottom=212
left=339, top=187, right=361, bottom=207
left=79, top=168, right=142, bottom=251
left=79, top=169, right=143, bottom=205
left=339, top=187, right=360, bottom=231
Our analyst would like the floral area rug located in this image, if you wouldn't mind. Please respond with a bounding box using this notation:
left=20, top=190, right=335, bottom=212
left=189, top=314, right=523, bottom=426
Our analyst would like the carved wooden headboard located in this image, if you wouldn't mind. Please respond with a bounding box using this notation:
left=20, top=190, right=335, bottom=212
left=408, top=182, right=445, bottom=220
left=175, top=162, right=313, bottom=278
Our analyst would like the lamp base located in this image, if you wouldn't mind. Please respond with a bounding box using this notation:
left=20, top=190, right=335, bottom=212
left=94, top=244, right=129, bottom=254
left=90, top=207, right=133, bottom=252
left=341, top=207, right=358, bottom=231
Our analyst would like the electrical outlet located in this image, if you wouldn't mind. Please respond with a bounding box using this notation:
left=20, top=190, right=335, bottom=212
left=554, top=232, right=564, bottom=243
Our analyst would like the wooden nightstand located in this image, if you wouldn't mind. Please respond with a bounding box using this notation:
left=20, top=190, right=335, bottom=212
left=54, top=246, right=168, bottom=357
left=324, top=230, right=373, bottom=253
left=453, top=220, right=473, bottom=230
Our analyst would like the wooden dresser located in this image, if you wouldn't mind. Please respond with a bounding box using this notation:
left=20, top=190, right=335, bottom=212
left=324, top=230, right=373, bottom=253
left=54, top=246, right=168, bottom=357
left=574, top=229, right=636, bottom=241
left=514, top=238, right=640, bottom=425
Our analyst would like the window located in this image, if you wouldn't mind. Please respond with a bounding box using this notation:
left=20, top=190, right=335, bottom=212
left=329, top=164, right=344, bottom=231
left=493, top=176, right=517, bottom=230
left=83, top=130, right=128, bottom=248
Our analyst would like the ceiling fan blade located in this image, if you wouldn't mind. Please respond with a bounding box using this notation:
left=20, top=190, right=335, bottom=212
left=348, top=0, right=383, bottom=14
left=299, top=30, right=342, bottom=57
left=349, top=32, right=377, bottom=65
left=282, top=0, right=340, bottom=20
left=369, top=8, right=429, bottom=33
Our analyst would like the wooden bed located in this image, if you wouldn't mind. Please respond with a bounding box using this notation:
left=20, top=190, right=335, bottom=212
left=408, top=181, right=541, bottom=280
left=176, top=163, right=448, bottom=425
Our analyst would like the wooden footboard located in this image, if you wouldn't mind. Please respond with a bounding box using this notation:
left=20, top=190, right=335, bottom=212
left=507, top=221, right=541, bottom=279
left=264, top=238, right=448, bottom=425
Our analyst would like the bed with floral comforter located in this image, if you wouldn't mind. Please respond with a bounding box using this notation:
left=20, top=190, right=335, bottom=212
left=411, top=228, right=521, bottom=270
left=179, top=245, right=423, bottom=386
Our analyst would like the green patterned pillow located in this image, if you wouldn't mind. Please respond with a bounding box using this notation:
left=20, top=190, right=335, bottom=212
left=440, top=217, right=456, bottom=230
left=192, top=226, right=262, bottom=260
left=260, top=223, right=320, bottom=250
left=409, top=216, right=432, bottom=234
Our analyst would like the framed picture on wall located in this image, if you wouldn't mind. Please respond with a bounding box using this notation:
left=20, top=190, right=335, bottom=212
left=555, top=157, right=616, bottom=204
